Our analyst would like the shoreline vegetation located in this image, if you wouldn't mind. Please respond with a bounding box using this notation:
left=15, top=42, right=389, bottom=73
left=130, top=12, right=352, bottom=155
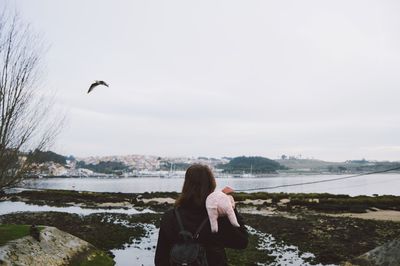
left=1, top=189, right=400, bottom=265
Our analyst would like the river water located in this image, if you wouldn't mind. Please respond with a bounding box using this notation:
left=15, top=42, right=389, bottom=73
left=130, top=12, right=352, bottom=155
left=19, top=173, right=400, bottom=196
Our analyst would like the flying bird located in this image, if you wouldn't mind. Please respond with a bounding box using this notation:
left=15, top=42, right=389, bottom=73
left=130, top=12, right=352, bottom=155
left=87, top=80, right=109, bottom=94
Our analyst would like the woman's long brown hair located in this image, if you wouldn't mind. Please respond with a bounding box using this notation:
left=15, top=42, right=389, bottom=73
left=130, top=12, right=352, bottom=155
left=175, top=164, right=216, bottom=208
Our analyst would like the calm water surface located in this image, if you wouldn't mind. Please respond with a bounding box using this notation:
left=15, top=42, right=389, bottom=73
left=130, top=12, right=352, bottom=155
left=0, top=201, right=153, bottom=216
left=20, top=173, right=400, bottom=196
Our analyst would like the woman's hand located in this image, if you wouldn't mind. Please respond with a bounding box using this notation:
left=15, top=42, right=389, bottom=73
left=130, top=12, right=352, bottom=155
left=222, top=186, right=234, bottom=194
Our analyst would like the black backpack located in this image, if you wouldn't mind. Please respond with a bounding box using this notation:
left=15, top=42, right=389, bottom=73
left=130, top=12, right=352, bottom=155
left=169, top=208, right=209, bottom=266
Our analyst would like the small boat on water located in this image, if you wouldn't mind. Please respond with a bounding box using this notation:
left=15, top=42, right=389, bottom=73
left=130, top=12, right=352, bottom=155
left=233, top=165, right=255, bottom=178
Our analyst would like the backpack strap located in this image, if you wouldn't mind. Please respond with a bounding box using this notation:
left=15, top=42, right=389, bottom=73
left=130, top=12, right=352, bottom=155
left=174, top=208, right=185, bottom=232
left=194, top=217, right=209, bottom=239
left=175, top=208, right=191, bottom=241
left=174, top=208, right=209, bottom=240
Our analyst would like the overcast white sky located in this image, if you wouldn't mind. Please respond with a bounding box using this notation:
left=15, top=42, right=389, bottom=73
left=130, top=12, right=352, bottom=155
left=5, top=0, right=400, bottom=161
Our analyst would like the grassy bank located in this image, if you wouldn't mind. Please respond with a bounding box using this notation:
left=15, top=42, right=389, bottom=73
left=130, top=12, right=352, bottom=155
left=0, top=224, right=44, bottom=246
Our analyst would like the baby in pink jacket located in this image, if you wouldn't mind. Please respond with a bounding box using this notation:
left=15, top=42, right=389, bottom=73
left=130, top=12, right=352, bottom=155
left=206, top=186, right=240, bottom=233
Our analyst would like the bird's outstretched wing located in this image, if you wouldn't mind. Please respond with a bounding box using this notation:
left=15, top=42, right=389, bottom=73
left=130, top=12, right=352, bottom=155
left=87, top=83, right=98, bottom=93
left=99, top=81, right=109, bottom=87
left=87, top=80, right=109, bottom=93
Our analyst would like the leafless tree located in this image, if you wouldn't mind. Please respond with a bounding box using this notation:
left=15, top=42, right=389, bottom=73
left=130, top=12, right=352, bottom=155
left=0, top=11, right=63, bottom=190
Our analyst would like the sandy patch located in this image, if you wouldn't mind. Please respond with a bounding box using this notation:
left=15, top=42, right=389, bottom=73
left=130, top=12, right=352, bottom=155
left=238, top=206, right=276, bottom=216
left=238, top=206, right=299, bottom=220
left=140, top=198, right=175, bottom=204
left=277, top=198, right=291, bottom=206
left=327, top=210, right=400, bottom=222
left=96, top=202, right=133, bottom=208
left=238, top=206, right=299, bottom=219
left=240, top=199, right=272, bottom=205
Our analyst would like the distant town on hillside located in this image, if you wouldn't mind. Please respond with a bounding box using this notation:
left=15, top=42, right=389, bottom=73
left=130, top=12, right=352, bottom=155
left=25, top=150, right=400, bottom=178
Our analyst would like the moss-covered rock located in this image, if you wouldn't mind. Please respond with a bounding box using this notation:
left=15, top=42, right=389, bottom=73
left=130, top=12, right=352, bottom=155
left=0, top=226, right=115, bottom=266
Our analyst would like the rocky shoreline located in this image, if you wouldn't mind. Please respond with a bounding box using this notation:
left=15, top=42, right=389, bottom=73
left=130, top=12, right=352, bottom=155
left=0, top=226, right=113, bottom=266
left=1, top=189, right=400, bottom=265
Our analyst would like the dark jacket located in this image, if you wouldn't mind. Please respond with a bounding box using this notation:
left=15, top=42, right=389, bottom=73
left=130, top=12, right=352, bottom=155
left=154, top=205, right=248, bottom=265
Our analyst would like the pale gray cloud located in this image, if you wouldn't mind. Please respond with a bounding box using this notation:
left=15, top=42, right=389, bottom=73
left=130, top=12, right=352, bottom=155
left=6, top=0, right=400, bottom=161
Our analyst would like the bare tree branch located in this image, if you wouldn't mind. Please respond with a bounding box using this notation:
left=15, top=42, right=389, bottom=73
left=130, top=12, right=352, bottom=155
left=0, top=10, right=63, bottom=190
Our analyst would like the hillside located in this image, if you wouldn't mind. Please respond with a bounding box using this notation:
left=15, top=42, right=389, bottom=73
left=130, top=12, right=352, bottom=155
left=277, top=158, right=341, bottom=171
left=218, top=156, right=287, bottom=173
left=76, top=160, right=129, bottom=175
left=30, top=150, right=67, bottom=165
left=277, top=158, right=400, bottom=173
